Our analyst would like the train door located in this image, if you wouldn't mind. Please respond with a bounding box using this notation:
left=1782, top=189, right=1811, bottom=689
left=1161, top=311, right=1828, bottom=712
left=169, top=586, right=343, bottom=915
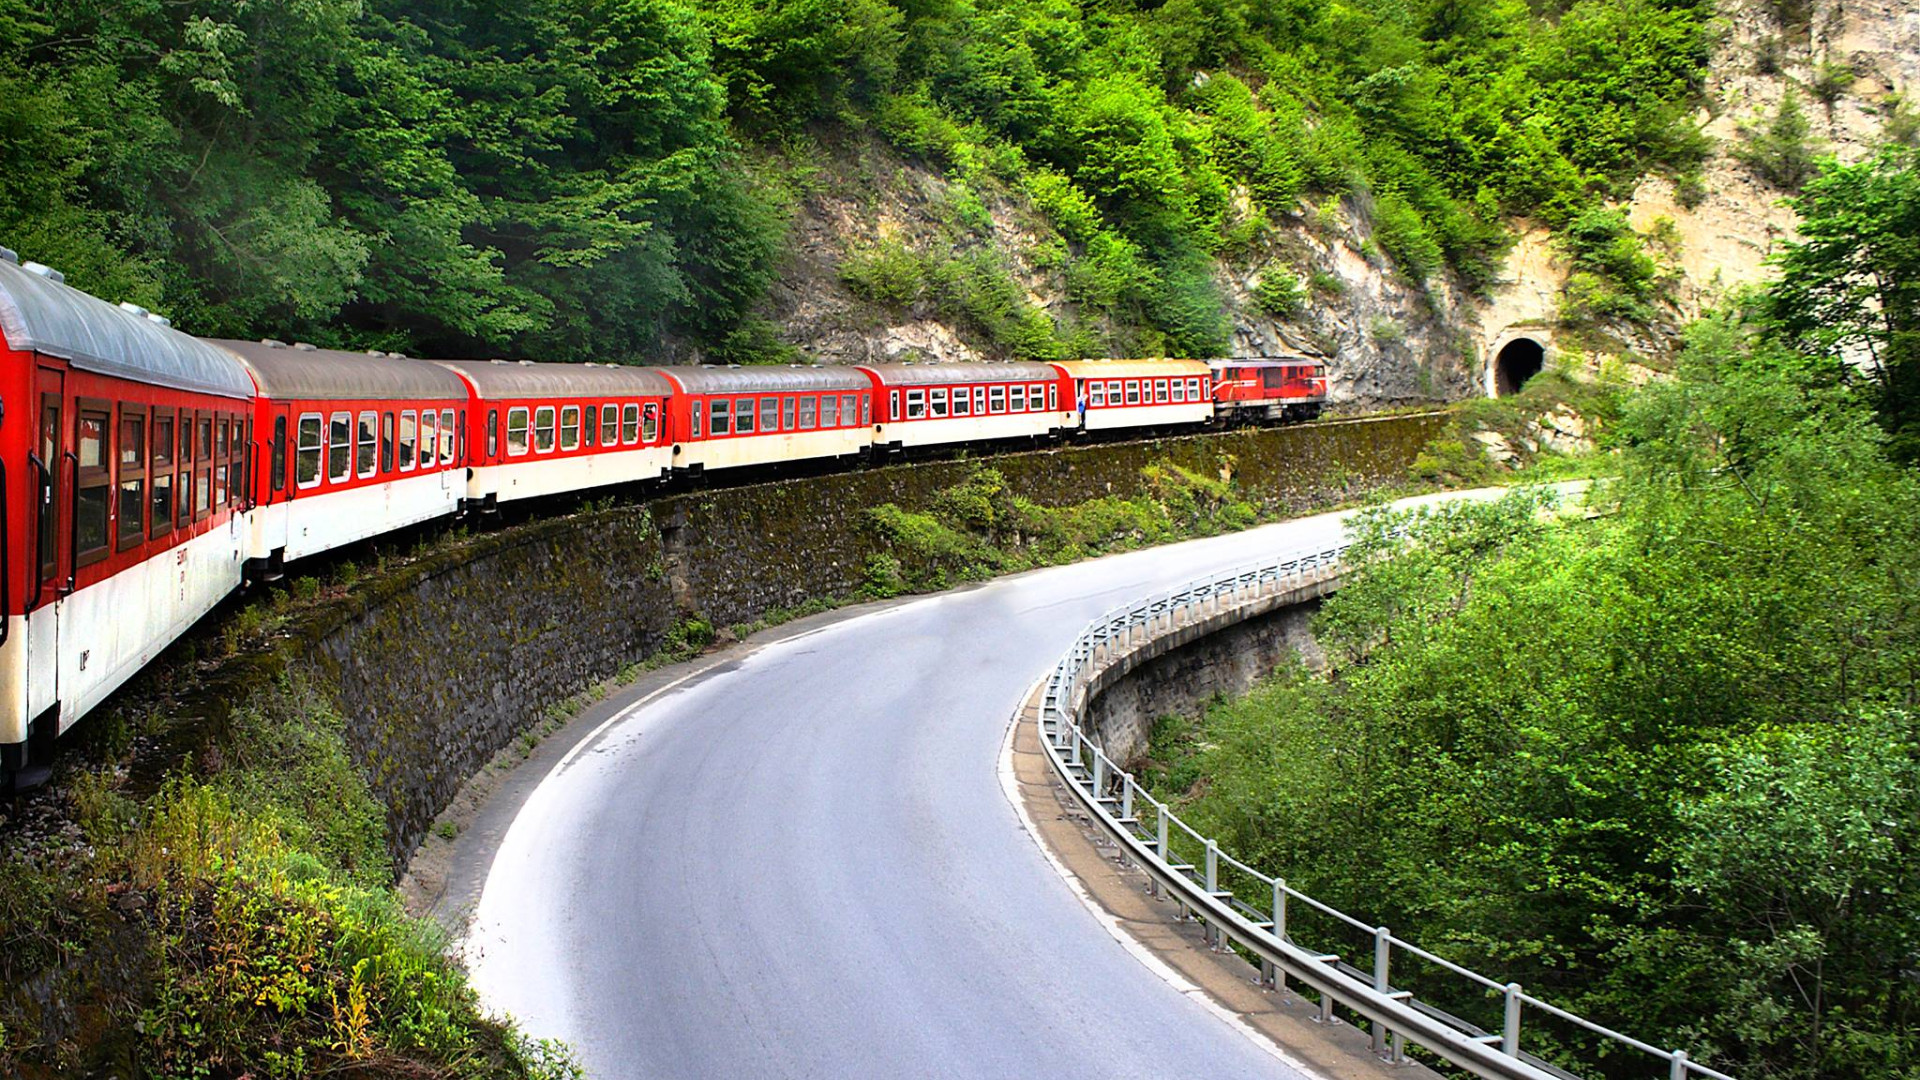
left=26, top=366, right=63, bottom=724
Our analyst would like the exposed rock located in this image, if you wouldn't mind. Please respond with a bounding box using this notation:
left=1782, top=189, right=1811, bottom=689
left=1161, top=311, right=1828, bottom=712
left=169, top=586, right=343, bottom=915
left=1472, top=430, right=1519, bottom=464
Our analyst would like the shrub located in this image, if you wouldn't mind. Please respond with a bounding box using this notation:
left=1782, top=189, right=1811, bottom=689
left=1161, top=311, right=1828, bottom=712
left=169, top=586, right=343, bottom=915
left=1252, top=271, right=1307, bottom=318
left=1734, top=92, right=1819, bottom=190
left=840, top=238, right=925, bottom=308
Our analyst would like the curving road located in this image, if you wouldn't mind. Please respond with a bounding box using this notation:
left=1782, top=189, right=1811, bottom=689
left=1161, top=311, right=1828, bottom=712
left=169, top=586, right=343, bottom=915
left=465, top=493, right=1493, bottom=1079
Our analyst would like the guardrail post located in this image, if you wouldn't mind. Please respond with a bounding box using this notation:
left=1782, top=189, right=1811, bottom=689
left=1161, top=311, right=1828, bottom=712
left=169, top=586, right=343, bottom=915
left=1670, top=1051, right=1688, bottom=1080
left=1372, top=927, right=1391, bottom=1054
left=1503, top=983, right=1522, bottom=1057
left=1092, top=752, right=1106, bottom=795
left=1157, top=811, right=1169, bottom=862
left=1203, top=841, right=1221, bottom=947
left=1120, top=773, right=1134, bottom=821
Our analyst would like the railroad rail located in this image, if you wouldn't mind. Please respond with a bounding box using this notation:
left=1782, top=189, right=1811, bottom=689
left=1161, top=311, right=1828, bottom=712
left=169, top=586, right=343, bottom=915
left=1032, top=539, right=1734, bottom=1080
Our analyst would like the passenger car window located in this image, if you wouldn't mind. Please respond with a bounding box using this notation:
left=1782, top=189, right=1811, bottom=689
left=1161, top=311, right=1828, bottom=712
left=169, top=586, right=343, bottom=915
left=603, top=403, right=620, bottom=445
left=561, top=405, right=580, bottom=451
left=759, top=396, right=777, bottom=432
left=642, top=402, right=658, bottom=441
left=399, top=411, right=417, bottom=469
left=534, top=406, right=556, bottom=452
left=297, top=414, right=323, bottom=487
left=357, top=411, right=377, bottom=477
left=329, top=412, right=351, bottom=482
left=507, top=407, right=530, bottom=456
left=623, top=403, right=641, bottom=443
left=710, top=399, right=731, bottom=435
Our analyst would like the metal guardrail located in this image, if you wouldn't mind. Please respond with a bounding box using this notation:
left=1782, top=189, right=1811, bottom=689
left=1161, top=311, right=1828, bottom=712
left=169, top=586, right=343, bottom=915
left=1034, top=542, right=1734, bottom=1080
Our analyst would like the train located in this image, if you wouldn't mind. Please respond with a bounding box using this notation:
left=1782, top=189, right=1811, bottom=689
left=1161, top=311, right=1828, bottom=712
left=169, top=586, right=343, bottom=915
left=0, top=249, right=1327, bottom=791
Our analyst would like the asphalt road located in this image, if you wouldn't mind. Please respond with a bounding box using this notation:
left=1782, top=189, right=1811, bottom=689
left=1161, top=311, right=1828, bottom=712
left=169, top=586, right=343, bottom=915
left=466, top=491, right=1509, bottom=1079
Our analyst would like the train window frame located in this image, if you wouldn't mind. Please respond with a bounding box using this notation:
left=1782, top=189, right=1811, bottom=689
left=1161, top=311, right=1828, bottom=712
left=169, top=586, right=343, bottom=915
left=194, top=412, right=213, bottom=519
left=151, top=407, right=176, bottom=538
left=487, top=409, right=499, bottom=458
left=623, top=402, right=640, bottom=444
left=1172, top=380, right=1186, bottom=403
left=862, top=395, right=872, bottom=426
left=642, top=402, right=659, bottom=442
left=399, top=411, right=418, bottom=470
left=710, top=399, right=731, bottom=436
left=1047, top=384, right=1058, bottom=411
left=216, top=417, right=231, bottom=508
left=506, top=407, right=530, bottom=456
left=1188, top=377, right=1202, bottom=400
left=799, top=395, right=817, bottom=429
left=75, top=403, right=112, bottom=565
left=327, top=412, right=352, bottom=485
left=1008, top=385, right=1024, bottom=412
left=988, top=386, right=1006, bottom=414
left=1125, top=381, right=1140, bottom=405
left=822, top=394, right=839, bottom=427
left=602, top=402, right=620, bottom=445
left=381, top=412, right=395, bottom=473
left=928, top=388, right=947, bottom=419
left=782, top=396, right=796, bottom=430
left=356, top=411, right=377, bottom=479
left=533, top=406, right=555, bottom=453
left=176, top=409, right=192, bottom=530
left=734, top=398, right=756, bottom=435
left=297, top=413, right=323, bottom=488
left=758, top=396, right=777, bottom=432
left=951, top=387, right=970, bottom=417
left=1088, top=381, right=1104, bottom=407
left=420, top=410, right=438, bottom=468
left=890, top=390, right=901, bottom=422
left=905, top=389, right=926, bottom=420
left=114, top=407, right=145, bottom=551
left=440, top=409, right=456, bottom=464
left=560, top=405, right=581, bottom=451
left=839, top=394, right=856, bottom=428
left=1156, top=379, right=1170, bottom=403
left=584, top=405, right=597, bottom=448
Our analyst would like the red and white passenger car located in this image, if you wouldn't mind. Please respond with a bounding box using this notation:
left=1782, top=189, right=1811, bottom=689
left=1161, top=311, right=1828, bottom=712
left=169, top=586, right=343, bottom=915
left=1, top=255, right=257, bottom=784
left=863, top=363, right=1072, bottom=452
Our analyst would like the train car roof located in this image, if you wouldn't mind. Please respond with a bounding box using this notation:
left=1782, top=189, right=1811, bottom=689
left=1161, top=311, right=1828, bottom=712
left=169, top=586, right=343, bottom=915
left=0, top=255, right=255, bottom=400
left=212, top=340, right=470, bottom=401
left=1052, top=359, right=1214, bottom=379
left=1205, top=356, right=1323, bottom=368
left=858, top=362, right=1061, bottom=386
left=433, top=359, right=676, bottom=400
left=658, top=366, right=870, bottom=394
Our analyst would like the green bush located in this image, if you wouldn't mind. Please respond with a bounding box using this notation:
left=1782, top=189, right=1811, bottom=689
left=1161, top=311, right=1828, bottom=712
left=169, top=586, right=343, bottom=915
left=1734, top=92, right=1820, bottom=190
left=841, top=239, right=926, bottom=308
left=1252, top=271, right=1307, bottom=318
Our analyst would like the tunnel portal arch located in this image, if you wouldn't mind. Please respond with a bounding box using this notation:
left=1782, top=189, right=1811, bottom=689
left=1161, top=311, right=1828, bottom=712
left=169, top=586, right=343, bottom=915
left=1491, top=336, right=1545, bottom=397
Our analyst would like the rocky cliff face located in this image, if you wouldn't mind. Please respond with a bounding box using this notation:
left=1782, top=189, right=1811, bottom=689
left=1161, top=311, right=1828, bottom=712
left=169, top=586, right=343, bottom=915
left=753, top=0, right=1916, bottom=408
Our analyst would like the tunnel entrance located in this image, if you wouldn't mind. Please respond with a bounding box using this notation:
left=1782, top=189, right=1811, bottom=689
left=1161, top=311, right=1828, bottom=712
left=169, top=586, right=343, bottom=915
left=1494, top=337, right=1544, bottom=396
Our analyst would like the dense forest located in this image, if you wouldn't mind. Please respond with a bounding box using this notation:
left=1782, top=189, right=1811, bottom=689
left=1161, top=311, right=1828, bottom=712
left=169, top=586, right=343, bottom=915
left=1145, top=151, right=1920, bottom=1080
left=0, top=0, right=1714, bottom=361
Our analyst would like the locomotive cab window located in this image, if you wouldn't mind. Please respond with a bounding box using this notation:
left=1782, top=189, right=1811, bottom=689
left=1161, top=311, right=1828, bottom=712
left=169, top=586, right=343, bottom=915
left=534, top=406, right=555, bottom=453
left=75, top=406, right=111, bottom=563
left=642, top=402, right=658, bottom=442
left=602, top=403, right=620, bottom=445
left=560, top=406, right=580, bottom=451
left=507, top=407, right=530, bottom=455
left=399, top=411, right=418, bottom=470
left=297, top=414, right=323, bottom=488
left=623, top=402, right=641, bottom=444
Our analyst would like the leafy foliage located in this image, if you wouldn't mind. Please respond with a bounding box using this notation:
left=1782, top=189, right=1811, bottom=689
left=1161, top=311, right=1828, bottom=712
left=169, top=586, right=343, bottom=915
left=1147, top=318, right=1920, bottom=1079
left=0, top=0, right=1717, bottom=360
left=1763, top=147, right=1920, bottom=461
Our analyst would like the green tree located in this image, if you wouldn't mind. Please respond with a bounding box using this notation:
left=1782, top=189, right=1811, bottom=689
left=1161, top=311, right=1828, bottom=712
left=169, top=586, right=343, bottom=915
left=1765, top=147, right=1920, bottom=460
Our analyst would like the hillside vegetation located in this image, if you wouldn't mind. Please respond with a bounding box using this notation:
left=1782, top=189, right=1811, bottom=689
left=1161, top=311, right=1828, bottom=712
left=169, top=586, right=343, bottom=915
left=1143, top=150, right=1920, bottom=1080
left=0, top=0, right=1713, bottom=362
